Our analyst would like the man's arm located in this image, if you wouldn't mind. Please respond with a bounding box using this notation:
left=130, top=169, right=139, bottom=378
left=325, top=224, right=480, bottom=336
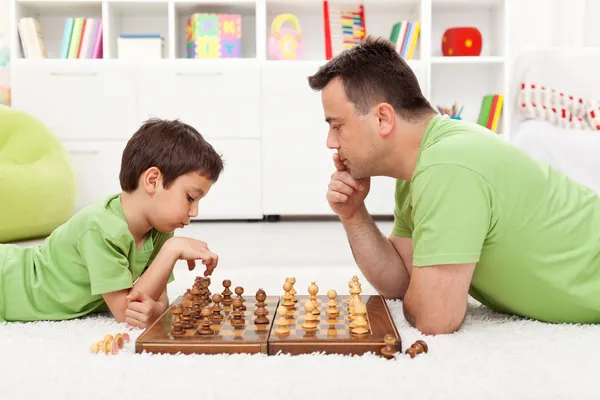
left=402, top=263, right=475, bottom=335
left=342, top=205, right=411, bottom=299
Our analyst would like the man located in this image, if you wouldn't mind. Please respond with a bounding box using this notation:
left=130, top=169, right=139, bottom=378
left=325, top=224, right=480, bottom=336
left=307, top=36, right=600, bottom=335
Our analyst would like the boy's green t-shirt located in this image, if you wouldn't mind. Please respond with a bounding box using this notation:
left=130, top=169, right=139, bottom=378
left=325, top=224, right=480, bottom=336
left=393, top=115, right=600, bottom=324
left=0, top=193, right=173, bottom=322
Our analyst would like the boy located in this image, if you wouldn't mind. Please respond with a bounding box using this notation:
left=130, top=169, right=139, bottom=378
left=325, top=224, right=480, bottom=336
left=0, top=118, right=224, bottom=328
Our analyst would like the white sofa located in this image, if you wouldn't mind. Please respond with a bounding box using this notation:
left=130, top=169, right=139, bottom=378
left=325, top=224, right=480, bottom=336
left=508, top=48, right=600, bottom=195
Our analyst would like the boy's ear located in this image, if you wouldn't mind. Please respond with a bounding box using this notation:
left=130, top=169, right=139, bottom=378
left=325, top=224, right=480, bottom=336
left=142, top=167, right=162, bottom=195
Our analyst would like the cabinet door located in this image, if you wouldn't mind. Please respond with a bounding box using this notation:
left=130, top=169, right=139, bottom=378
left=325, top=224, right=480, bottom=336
left=11, top=62, right=137, bottom=140
left=136, top=61, right=261, bottom=140
left=62, top=141, right=127, bottom=212
left=262, top=63, right=394, bottom=216
left=193, top=138, right=262, bottom=220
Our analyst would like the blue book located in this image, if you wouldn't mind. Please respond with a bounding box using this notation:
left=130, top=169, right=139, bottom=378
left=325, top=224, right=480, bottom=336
left=60, top=18, right=74, bottom=59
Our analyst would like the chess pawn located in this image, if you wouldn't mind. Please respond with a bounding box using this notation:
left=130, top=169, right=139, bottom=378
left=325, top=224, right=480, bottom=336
left=380, top=334, right=399, bottom=359
left=301, top=300, right=318, bottom=332
left=282, top=281, right=295, bottom=310
left=170, top=304, right=185, bottom=335
left=286, top=277, right=297, bottom=302
left=406, top=340, right=428, bottom=358
left=211, top=293, right=224, bottom=320
left=230, top=298, right=246, bottom=328
left=221, top=279, right=233, bottom=306
left=274, top=305, right=290, bottom=335
left=234, top=286, right=247, bottom=310
left=254, top=289, right=269, bottom=324
left=308, top=281, right=320, bottom=315
left=350, top=301, right=369, bottom=335
left=197, top=307, right=214, bottom=335
left=325, top=289, right=340, bottom=319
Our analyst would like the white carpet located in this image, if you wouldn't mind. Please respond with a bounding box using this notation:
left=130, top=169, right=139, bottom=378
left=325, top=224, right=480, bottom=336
left=1, top=264, right=599, bottom=400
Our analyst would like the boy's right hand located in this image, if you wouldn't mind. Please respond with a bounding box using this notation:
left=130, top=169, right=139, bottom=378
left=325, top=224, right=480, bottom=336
left=166, top=237, right=219, bottom=276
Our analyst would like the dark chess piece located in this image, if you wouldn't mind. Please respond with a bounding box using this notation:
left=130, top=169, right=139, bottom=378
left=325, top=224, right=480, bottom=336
left=230, top=298, right=246, bottom=328
left=254, top=288, right=269, bottom=324
left=405, top=340, right=428, bottom=359
left=211, top=293, right=224, bottom=321
left=221, top=279, right=233, bottom=306
left=170, top=304, right=185, bottom=336
left=197, top=307, right=214, bottom=335
left=234, top=286, right=246, bottom=310
left=381, top=334, right=400, bottom=359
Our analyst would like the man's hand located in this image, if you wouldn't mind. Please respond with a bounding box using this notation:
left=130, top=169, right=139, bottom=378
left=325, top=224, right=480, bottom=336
left=327, top=152, right=371, bottom=221
left=165, top=237, right=219, bottom=276
left=124, top=290, right=165, bottom=329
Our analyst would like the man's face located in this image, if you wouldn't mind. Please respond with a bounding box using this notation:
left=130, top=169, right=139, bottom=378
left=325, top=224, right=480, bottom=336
left=149, top=171, right=214, bottom=233
left=321, top=78, right=378, bottom=179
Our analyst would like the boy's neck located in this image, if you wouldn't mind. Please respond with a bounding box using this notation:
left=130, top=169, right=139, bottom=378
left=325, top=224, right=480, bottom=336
left=120, top=191, right=153, bottom=245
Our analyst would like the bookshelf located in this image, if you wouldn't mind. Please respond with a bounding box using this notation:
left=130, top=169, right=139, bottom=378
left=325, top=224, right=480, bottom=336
left=9, top=0, right=512, bottom=219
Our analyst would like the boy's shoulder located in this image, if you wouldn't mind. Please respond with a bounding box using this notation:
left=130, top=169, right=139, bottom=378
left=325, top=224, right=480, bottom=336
left=57, top=193, right=133, bottom=246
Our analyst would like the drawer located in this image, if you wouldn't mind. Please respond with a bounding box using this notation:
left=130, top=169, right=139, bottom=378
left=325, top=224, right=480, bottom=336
left=11, top=62, right=138, bottom=140
left=136, top=61, right=261, bottom=139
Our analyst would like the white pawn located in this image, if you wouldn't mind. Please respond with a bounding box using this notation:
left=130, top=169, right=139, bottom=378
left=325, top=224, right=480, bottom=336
left=325, top=289, right=340, bottom=319
left=274, top=305, right=290, bottom=335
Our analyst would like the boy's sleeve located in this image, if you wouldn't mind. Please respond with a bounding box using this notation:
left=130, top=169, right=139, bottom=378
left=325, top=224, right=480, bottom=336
left=148, top=231, right=175, bottom=284
left=76, top=229, right=134, bottom=295
left=411, top=165, right=492, bottom=267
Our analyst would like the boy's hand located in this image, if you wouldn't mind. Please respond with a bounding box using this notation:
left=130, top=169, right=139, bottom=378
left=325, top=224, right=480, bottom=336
left=124, top=290, right=165, bottom=329
left=167, top=237, right=219, bottom=276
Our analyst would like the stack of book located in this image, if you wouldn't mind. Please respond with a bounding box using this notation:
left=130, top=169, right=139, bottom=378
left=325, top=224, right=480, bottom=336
left=18, top=17, right=47, bottom=59
left=60, top=17, right=103, bottom=59
left=477, top=94, right=504, bottom=132
left=389, top=21, right=421, bottom=60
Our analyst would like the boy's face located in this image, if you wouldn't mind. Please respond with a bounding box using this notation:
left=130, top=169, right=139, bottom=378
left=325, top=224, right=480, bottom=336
left=147, top=170, right=214, bottom=233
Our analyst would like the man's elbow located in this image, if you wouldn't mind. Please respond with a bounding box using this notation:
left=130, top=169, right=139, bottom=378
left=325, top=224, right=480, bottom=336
left=403, top=303, right=464, bottom=335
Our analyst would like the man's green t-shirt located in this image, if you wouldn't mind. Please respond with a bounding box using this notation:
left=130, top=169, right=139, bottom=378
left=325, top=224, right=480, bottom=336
left=0, top=193, right=173, bottom=322
left=393, top=114, right=600, bottom=323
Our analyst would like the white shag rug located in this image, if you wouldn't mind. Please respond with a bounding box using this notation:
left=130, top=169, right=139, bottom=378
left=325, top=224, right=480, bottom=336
left=1, top=265, right=598, bottom=400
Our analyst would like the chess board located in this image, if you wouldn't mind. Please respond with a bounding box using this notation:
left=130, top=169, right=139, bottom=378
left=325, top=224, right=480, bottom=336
left=136, top=289, right=402, bottom=357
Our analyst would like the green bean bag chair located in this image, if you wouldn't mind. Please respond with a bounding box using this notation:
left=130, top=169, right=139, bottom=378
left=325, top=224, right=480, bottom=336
left=0, top=106, right=77, bottom=242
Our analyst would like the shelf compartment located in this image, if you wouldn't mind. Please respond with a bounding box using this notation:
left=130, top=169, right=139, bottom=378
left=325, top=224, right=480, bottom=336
left=173, top=0, right=257, bottom=59
left=14, top=0, right=103, bottom=59
left=431, top=0, right=505, bottom=58
left=105, top=0, right=169, bottom=59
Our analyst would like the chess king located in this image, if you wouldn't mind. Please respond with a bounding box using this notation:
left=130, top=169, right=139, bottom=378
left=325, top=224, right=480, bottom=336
left=307, top=35, right=600, bottom=335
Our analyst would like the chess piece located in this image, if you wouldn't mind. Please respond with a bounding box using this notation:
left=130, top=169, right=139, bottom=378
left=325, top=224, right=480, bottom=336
left=325, top=289, right=340, bottom=319
left=380, top=334, right=399, bottom=359
left=182, top=291, right=194, bottom=308
left=282, top=281, right=295, bottom=310
left=308, top=281, right=320, bottom=315
left=211, top=293, right=224, bottom=321
left=234, top=286, right=246, bottom=310
left=274, top=305, right=290, bottom=335
left=221, top=279, right=233, bottom=306
left=350, top=301, right=369, bottom=335
left=181, top=307, right=194, bottom=329
left=197, top=307, right=214, bottom=335
left=406, top=340, right=428, bottom=358
left=301, top=300, right=318, bottom=332
left=254, top=289, right=269, bottom=324
left=286, top=277, right=297, bottom=302
left=230, top=298, right=246, bottom=328
left=170, top=304, right=185, bottom=336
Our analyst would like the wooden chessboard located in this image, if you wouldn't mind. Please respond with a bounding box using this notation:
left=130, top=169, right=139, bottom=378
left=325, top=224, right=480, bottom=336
left=135, top=292, right=402, bottom=357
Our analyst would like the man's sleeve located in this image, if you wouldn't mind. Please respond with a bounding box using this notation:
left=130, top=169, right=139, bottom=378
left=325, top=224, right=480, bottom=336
left=392, top=180, right=413, bottom=238
left=411, top=165, right=492, bottom=267
left=76, top=229, right=133, bottom=295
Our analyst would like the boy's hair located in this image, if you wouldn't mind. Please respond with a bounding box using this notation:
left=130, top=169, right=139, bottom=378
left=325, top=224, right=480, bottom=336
left=119, top=118, right=224, bottom=192
left=307, top=35, right=434, bottom=122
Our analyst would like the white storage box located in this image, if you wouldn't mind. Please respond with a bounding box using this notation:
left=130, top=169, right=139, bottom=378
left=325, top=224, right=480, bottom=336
left=118, top=34, right=164, bottom=60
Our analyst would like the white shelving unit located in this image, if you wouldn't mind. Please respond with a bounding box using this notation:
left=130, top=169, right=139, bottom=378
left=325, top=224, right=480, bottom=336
left=8, top=0, right=512, bottom=220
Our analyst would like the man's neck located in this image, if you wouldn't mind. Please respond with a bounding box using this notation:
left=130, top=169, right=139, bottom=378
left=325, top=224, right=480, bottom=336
left=120, top=191, right=152, bottom=246
left=387, top=113, right=436, bottom=182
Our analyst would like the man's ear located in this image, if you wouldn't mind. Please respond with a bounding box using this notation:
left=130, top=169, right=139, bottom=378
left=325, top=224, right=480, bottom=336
left=376, top=102, right=395, bottom=138
left=142, top=167, right=162, bottom=195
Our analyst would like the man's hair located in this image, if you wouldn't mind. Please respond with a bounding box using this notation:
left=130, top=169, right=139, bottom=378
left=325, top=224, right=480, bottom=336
left=119, top=118, right=224, bottom=192
left=307, top=35, right=433, bottom=121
